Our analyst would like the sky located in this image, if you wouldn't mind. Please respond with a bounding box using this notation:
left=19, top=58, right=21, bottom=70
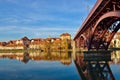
left=0, top=0, right=96, bottom=41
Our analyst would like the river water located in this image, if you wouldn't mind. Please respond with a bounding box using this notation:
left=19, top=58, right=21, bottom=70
left=0, top=50, right=119, bottom=80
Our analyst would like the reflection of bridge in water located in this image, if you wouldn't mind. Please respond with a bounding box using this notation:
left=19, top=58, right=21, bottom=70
left=74, top=51, right=115, bottom=80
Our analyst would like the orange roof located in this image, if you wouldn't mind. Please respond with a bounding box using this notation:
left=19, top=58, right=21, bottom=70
left=46, top=38, right=58, bottom=40
left=60, top=33, right=71, bottom=36
left=31, top=38, right=43, bottom=40
left=0, top=42, right=2, bottom=45
left=116, top=32, right=120, bottom=35
left=0, top=42, right=7, bottom=46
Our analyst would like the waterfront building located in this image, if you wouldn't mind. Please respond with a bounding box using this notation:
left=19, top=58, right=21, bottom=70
left=29, top=38, right=44, bottom=50
left=0, top=33, right=72, bottom=50
left=44, top=38, right=61, bottom=51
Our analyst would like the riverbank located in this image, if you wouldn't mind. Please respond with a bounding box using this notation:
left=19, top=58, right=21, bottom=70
left=0, top=49, right=42, bottom=53
left=0, top=49, right=73, bottom=53
left=109, top=48, right=120, bottom=51
left=0, top=47, right=120, bottom=53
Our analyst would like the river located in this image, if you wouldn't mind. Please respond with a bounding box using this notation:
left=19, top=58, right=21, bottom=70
left=0, top=50, right=119, bottom=80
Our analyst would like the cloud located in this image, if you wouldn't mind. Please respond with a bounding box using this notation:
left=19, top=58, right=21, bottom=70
left=0, top=26, right=76, bottom=37
left=0, top=13, right=82, bottom=28
left=0, top=26, right=76, bottom=32
left=29, top=0, right=84, bottom=14
left=0, top=25, right=76, bottom=41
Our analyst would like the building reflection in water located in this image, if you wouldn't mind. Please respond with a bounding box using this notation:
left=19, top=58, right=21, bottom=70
left=0, top=50, right=120, bottom=80
left=111, top=50, right=120, bottom=64
left=0, top=51, right=72, bottom=65
left=74, top=51, right=115, bottom=80
left=22, top=52, right=31, bottom=63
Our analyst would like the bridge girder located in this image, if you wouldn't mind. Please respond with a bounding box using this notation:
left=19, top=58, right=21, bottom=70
left=74, top=0, right=120, bottom=50
left=88, top=11, right=120, bottom=50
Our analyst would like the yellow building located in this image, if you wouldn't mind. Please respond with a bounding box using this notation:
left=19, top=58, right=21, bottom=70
left=0, top=33, right=72, bottom=50
left=29, top=38, right=44, bottom=49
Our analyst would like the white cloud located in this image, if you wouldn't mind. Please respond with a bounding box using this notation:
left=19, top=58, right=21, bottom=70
left=0, top=25, right=76, bottom=41
left=0, top=26, right=76, bottom=33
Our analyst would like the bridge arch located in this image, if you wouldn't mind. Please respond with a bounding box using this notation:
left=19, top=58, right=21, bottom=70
left=79, top=34, right=87, bottom=48
left=93, top=11, right=120, bottom=32
left=89, top=11, right=120, bottom=50
left=75, top=34, right=87, bottom=48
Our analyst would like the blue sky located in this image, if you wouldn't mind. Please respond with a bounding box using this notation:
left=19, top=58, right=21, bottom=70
left=0, top=0, right=96, bottom=41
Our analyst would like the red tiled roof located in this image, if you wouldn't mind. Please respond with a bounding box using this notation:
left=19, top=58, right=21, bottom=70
left=53, top=39, right=61, bottom=43
left=60, top=33, right=71, bottom=36
left=31, top=38, right=43, bottom=40
left=116, top=32, right=120, bottom=35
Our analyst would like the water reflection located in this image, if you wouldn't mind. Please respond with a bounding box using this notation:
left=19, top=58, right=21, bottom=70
left=0, top=51, right=80, bottom=80
left=0, top=51, right=72, bottom=65
left=74, top=51, right=115, bottom=80
left=22, top=52, right=30, bottom=63
left=0, top=50, right=120, bottom=80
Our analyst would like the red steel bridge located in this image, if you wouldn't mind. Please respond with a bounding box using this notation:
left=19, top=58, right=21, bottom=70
left=74, top=0, right=120, bottom=50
